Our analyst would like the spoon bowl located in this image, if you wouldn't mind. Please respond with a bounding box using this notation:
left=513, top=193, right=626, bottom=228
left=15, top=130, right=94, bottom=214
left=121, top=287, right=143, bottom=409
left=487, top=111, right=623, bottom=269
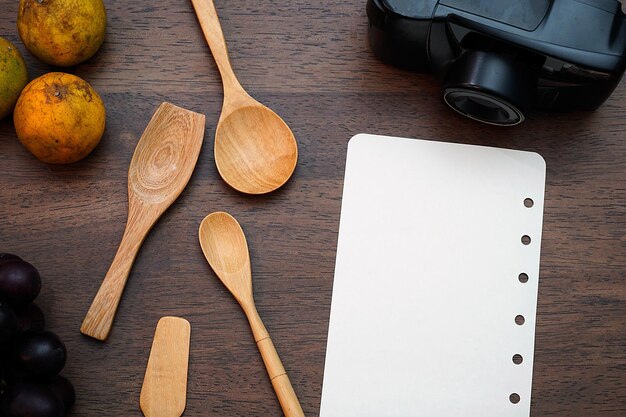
left=199, top=212, right=305, bottom=416
left=199, top=211, right=252, bottom=304
left=215, top=105, right=297, bottom=195
left=192, top=0, right=298, bottom=194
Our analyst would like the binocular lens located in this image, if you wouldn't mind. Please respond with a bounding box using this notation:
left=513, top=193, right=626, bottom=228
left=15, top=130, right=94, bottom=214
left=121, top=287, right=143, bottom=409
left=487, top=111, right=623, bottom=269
left=444, top=89, right=524, bottom=126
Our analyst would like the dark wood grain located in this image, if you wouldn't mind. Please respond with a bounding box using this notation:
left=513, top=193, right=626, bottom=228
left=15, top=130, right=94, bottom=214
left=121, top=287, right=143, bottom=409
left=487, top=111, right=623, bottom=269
left=1, top=1, right=625, bottom=416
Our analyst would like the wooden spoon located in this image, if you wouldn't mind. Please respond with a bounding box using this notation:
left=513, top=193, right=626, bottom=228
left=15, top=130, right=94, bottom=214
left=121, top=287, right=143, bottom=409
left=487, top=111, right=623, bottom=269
left=81, top=103, right=205, bottom=341
left=191, top=0, right=298, bottom=194
left=140, top=317, right=191, bottom=417
left=198, top=212, right=305, bottom=417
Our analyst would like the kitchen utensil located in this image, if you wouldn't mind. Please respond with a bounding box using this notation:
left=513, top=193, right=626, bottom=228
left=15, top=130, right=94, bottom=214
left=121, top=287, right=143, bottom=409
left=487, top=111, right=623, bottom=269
left=191, top=0, right=298, bottom=194
left=140, top=317, right=191, bottom=417
left=320, top=134, right=546, bottom=417
left=198, top=212, right=305, bottom=417
left=81, top=103, right=205, bottom=341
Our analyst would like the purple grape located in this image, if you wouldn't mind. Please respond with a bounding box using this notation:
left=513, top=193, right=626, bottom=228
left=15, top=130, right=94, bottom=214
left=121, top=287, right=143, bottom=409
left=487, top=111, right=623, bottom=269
left=13, top=303, right=45, bottom=334
left=46, top=376, right=75, bottom=410
left=0, top=260, right=41, bottom=306
left=0, top=302, right=18, bottom=346
left=2, top=381, right=65, bottom=417
left=12, top=332, right=66, bottom=379
left=0, top=254, right=21, bottom=263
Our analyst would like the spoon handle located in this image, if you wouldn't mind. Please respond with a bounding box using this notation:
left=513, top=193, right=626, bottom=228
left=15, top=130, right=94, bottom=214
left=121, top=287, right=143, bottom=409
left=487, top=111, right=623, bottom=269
left=191, top=0, right=244, bottom=94
left=81, top=212, right=151, bottom=341
left=246, top=306, right=305, bottom=417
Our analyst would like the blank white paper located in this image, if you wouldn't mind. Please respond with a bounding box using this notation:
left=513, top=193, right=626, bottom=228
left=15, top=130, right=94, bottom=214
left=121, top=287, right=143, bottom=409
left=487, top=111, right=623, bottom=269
left=320, top=134, right=546, bottom=417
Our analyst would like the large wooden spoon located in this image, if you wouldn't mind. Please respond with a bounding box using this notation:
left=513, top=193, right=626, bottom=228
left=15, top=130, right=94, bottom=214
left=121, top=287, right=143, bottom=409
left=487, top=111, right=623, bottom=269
left=81, top=103, right=205, bottom=341
left=199, top=212, right=305, bottom=416
left=191, top=0, right=298, bottom=194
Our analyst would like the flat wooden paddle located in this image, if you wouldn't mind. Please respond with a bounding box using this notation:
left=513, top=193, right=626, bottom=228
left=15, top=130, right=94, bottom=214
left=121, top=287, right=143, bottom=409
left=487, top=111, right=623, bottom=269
left=140, top=317, right=191, bottom=417
left=199, top=212, right=305, bottom=417
left=81, top=103, right=205, bottom=341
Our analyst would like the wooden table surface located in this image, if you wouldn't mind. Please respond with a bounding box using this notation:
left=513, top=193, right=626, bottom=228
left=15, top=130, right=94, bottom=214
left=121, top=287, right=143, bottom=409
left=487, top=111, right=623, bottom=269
left=1, top=1, right=625, bottom=416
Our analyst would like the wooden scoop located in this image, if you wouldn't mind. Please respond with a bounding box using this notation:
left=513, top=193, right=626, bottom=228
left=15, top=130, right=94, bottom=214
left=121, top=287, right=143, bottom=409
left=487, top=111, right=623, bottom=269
left=140, top=317, right=191, bottom=417
left=81, top=103, right=205, bottom=341
left=198, top=212, right=305, bottom=417
left=191, top=0, right=298, bottom=194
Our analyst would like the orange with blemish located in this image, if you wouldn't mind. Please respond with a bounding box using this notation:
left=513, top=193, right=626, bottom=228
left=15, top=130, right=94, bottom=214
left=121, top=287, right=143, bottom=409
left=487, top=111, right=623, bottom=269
left=13, top=72, right=106, bottom=164
left=17, top=0, right=106, bottom=67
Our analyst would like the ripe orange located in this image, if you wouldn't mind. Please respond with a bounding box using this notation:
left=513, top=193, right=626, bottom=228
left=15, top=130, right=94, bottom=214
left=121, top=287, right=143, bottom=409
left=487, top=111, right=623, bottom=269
left=0, top=37, right=29, bottom=120
left=17, top=0, right=106, bottom=67
left=13, top=72, right=106, bottom=164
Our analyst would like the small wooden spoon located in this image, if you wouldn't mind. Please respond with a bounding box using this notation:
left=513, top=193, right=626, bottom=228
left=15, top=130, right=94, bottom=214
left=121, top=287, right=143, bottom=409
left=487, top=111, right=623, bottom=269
left=140, top=317, right=191, bottom=417
left=199, top=212, right=305, bottom=417
left=81, top=103, right=205, bottom=341
left=191, top=0, right=298, bottom=194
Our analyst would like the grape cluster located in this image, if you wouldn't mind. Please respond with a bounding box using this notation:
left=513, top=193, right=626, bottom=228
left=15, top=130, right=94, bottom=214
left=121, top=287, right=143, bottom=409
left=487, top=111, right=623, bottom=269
left=0, top=254, right=75, bottom=417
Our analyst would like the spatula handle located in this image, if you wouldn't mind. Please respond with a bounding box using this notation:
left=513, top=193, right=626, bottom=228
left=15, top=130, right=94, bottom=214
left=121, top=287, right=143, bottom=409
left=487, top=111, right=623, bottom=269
left=81, top=217, right=149, bottom=341
left=140, top=317, right=191, bottom=417
left=191, top=0, right=244, bottom=94
left=247, top=307, right=305, bottom=417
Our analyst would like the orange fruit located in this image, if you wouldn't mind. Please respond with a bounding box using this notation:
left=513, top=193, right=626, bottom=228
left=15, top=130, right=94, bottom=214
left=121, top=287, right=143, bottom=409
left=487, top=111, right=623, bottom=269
left=18, top=0, right=106, bottom=67
left=14, top=72, right=106, bottom=164
left=0, top=37, right=29, bottom=120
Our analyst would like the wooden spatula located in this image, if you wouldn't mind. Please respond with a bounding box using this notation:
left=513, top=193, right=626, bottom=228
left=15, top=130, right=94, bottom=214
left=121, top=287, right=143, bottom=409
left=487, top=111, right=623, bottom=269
left=140, top=317, right=191, bottom=417
left=81, top=103, right=205, bottom=341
